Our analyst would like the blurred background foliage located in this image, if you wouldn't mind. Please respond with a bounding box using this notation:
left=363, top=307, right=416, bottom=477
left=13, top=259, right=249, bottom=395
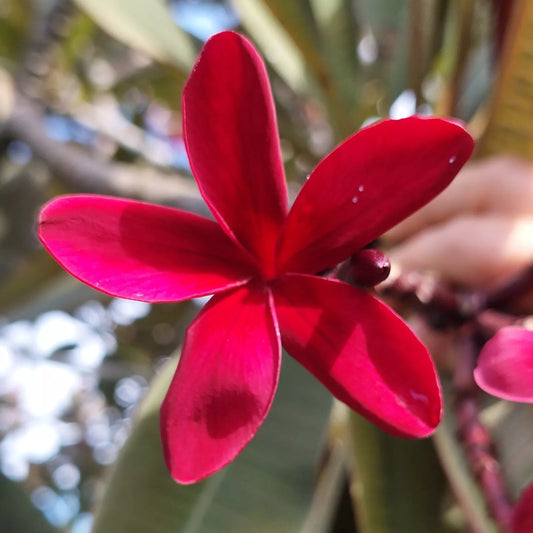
left=0, top=0, right=531, bottom=532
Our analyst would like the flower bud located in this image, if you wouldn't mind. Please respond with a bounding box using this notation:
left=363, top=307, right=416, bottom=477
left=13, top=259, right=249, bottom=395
left=350, top=249, right=391, bottom=287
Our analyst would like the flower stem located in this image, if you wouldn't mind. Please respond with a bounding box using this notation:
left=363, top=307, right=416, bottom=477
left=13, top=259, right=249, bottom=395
left=454, top=330, right=513, bottom=533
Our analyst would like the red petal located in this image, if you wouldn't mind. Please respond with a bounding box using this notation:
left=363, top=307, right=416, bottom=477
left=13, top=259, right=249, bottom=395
left=183, top=31, right=287, bottom=273
left=160, top=284, right=280, bottom=483
left=277, top=117, right=474, bottom=274
left=39, top=195, right=255, bottom=302
left=512, top=482, right=533, bottom=533
left=272, top=274, right=442, bottom=437
left=474, top=327, right=533, bottom=402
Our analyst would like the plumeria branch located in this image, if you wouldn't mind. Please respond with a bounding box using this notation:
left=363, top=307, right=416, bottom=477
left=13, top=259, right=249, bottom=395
left=3, top=98, right=207, bottom=214
left=454, top=329, right=513, bottom=533
left=381, top=263, right=533, bottom=327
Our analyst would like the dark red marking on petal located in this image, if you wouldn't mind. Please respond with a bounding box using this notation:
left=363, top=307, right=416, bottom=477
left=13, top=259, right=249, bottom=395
left=160, top=284, right=281, bottom=484
left=39, top=195, right=255, bottom=302
left=272, top=273, right=442, bottom=437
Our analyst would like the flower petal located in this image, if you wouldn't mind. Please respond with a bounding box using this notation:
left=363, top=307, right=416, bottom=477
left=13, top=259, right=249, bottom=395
left=160, top=284, right=280, bottom=483
left=512, top=482, right=533, bottom=533
left=39, top=195, right=255, bottom=302
left=277, top=117, right=474, bottom=274
left=183, top=31, right=288, bottom=272
left=272, top=274, right=442, bottom=437
left=474, top=326, right=533, bottom=402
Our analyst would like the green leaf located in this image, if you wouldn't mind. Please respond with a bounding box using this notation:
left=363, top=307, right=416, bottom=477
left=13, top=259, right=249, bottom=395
left=356, top=0, right=410, bottom=108
left=263, top=0, right=324, bottom=78
left=347, top=411, right=449, bottom=533
left=406, top=0, right=447, bottom=103
left=309, top=0, right=361, bottom=138
left=434, top=0, right=476, bottom=116
left=0, top=0, right=32, bottom=64
left=0, top=473, right=58, bottom=533
left=71, top=0, right=195, bottom=71
left=483, top=401, right=533, bottom=499
left=479, top=0, right=533, bottom=157
left=433, top=387, right=497, bottom=533
left=232, top=0, right=317, bottom=96
left=92, top=353, right=332, bottom=533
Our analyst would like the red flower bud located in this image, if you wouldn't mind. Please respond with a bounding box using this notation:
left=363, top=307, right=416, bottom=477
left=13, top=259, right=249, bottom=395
left=350, top=249, right=391, bottom=287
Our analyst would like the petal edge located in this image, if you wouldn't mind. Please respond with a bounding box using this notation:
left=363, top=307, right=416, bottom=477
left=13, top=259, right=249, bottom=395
left=183, top=31, right=287, bottom=272
left=277, top=117, right=474, bottom=275
left=474, top=326, right=533, bottom=402
left=39, top=195, right=255, bottom=302
left=272, top=274, right=442, bottom=437
left=160, top=284, right=281, bottom=483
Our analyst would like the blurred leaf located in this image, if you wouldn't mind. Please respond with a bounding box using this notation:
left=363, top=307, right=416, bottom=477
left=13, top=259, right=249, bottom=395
left=434, top=0, right=476, bottom=116
left=355, top=0, right=410, bottom=109
left=0, top=473, right=57, bottom=533
left=479, top=0, right=533, bottom=157
left=263, top=0, right=324, bottom=78
left=482, top=401, right=533, bottom=499
left=92, top=353, right=333, bottom=533
left=347, top=411, right=449, bottom=533
left=232, top=0, right=318, bottom=96
left=60, top=12, right=95, bottom=71
left=406, top=0, right=447, bottom=103
left=0, top=0, right=32, bottom=64
left=301, top=430, right=347, bottom=533
left=112, top=64, right=186, bottom=111
left=309, top=0, right=360, bottom=138
left=433, top=387, right=497, bottom=533
left=0, top=251, right=64, bottom=313
left=71, top=0, right=195, bottom=72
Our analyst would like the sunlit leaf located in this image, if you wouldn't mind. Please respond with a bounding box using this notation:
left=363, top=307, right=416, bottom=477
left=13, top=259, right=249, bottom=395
left=71, top=0, right=195, bottom=71
left=232, top=0, right=316, bottom=96
left=263, top=0, right=324, bottom=77
left=479, top=0, right=533, bottom=157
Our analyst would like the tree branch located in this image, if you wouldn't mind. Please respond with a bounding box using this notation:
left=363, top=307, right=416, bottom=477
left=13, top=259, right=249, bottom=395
left=4, top=98, right=208, bottom=215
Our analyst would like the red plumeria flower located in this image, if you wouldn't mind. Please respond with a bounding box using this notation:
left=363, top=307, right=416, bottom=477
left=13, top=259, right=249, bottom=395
left=474, top=326, right=533, bottom=402
left=38, top=31, right=474, bottom=484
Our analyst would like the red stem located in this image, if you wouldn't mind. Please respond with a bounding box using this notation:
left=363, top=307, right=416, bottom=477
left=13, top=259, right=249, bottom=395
left=454, top=331, right=514, bottom=532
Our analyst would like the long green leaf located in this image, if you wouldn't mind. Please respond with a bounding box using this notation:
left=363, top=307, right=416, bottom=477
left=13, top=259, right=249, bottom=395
left=92, top=353, right=332, bottom=533
left=482, top=401, right=533, bottom=499
left=347, top=411, right=448, bottom=533
left=433, top=387, right=497, bottom=533
left=263, top=0, right=324, bottom=78
left=71, top=0, right=195, bottom=71
left=232, top=0, right=317, bottom=96
left=356, top=0, right=410, bottom=108
left=309, top=0, right=360, bottom=138
left=479, top=0, right=533, bottom=156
